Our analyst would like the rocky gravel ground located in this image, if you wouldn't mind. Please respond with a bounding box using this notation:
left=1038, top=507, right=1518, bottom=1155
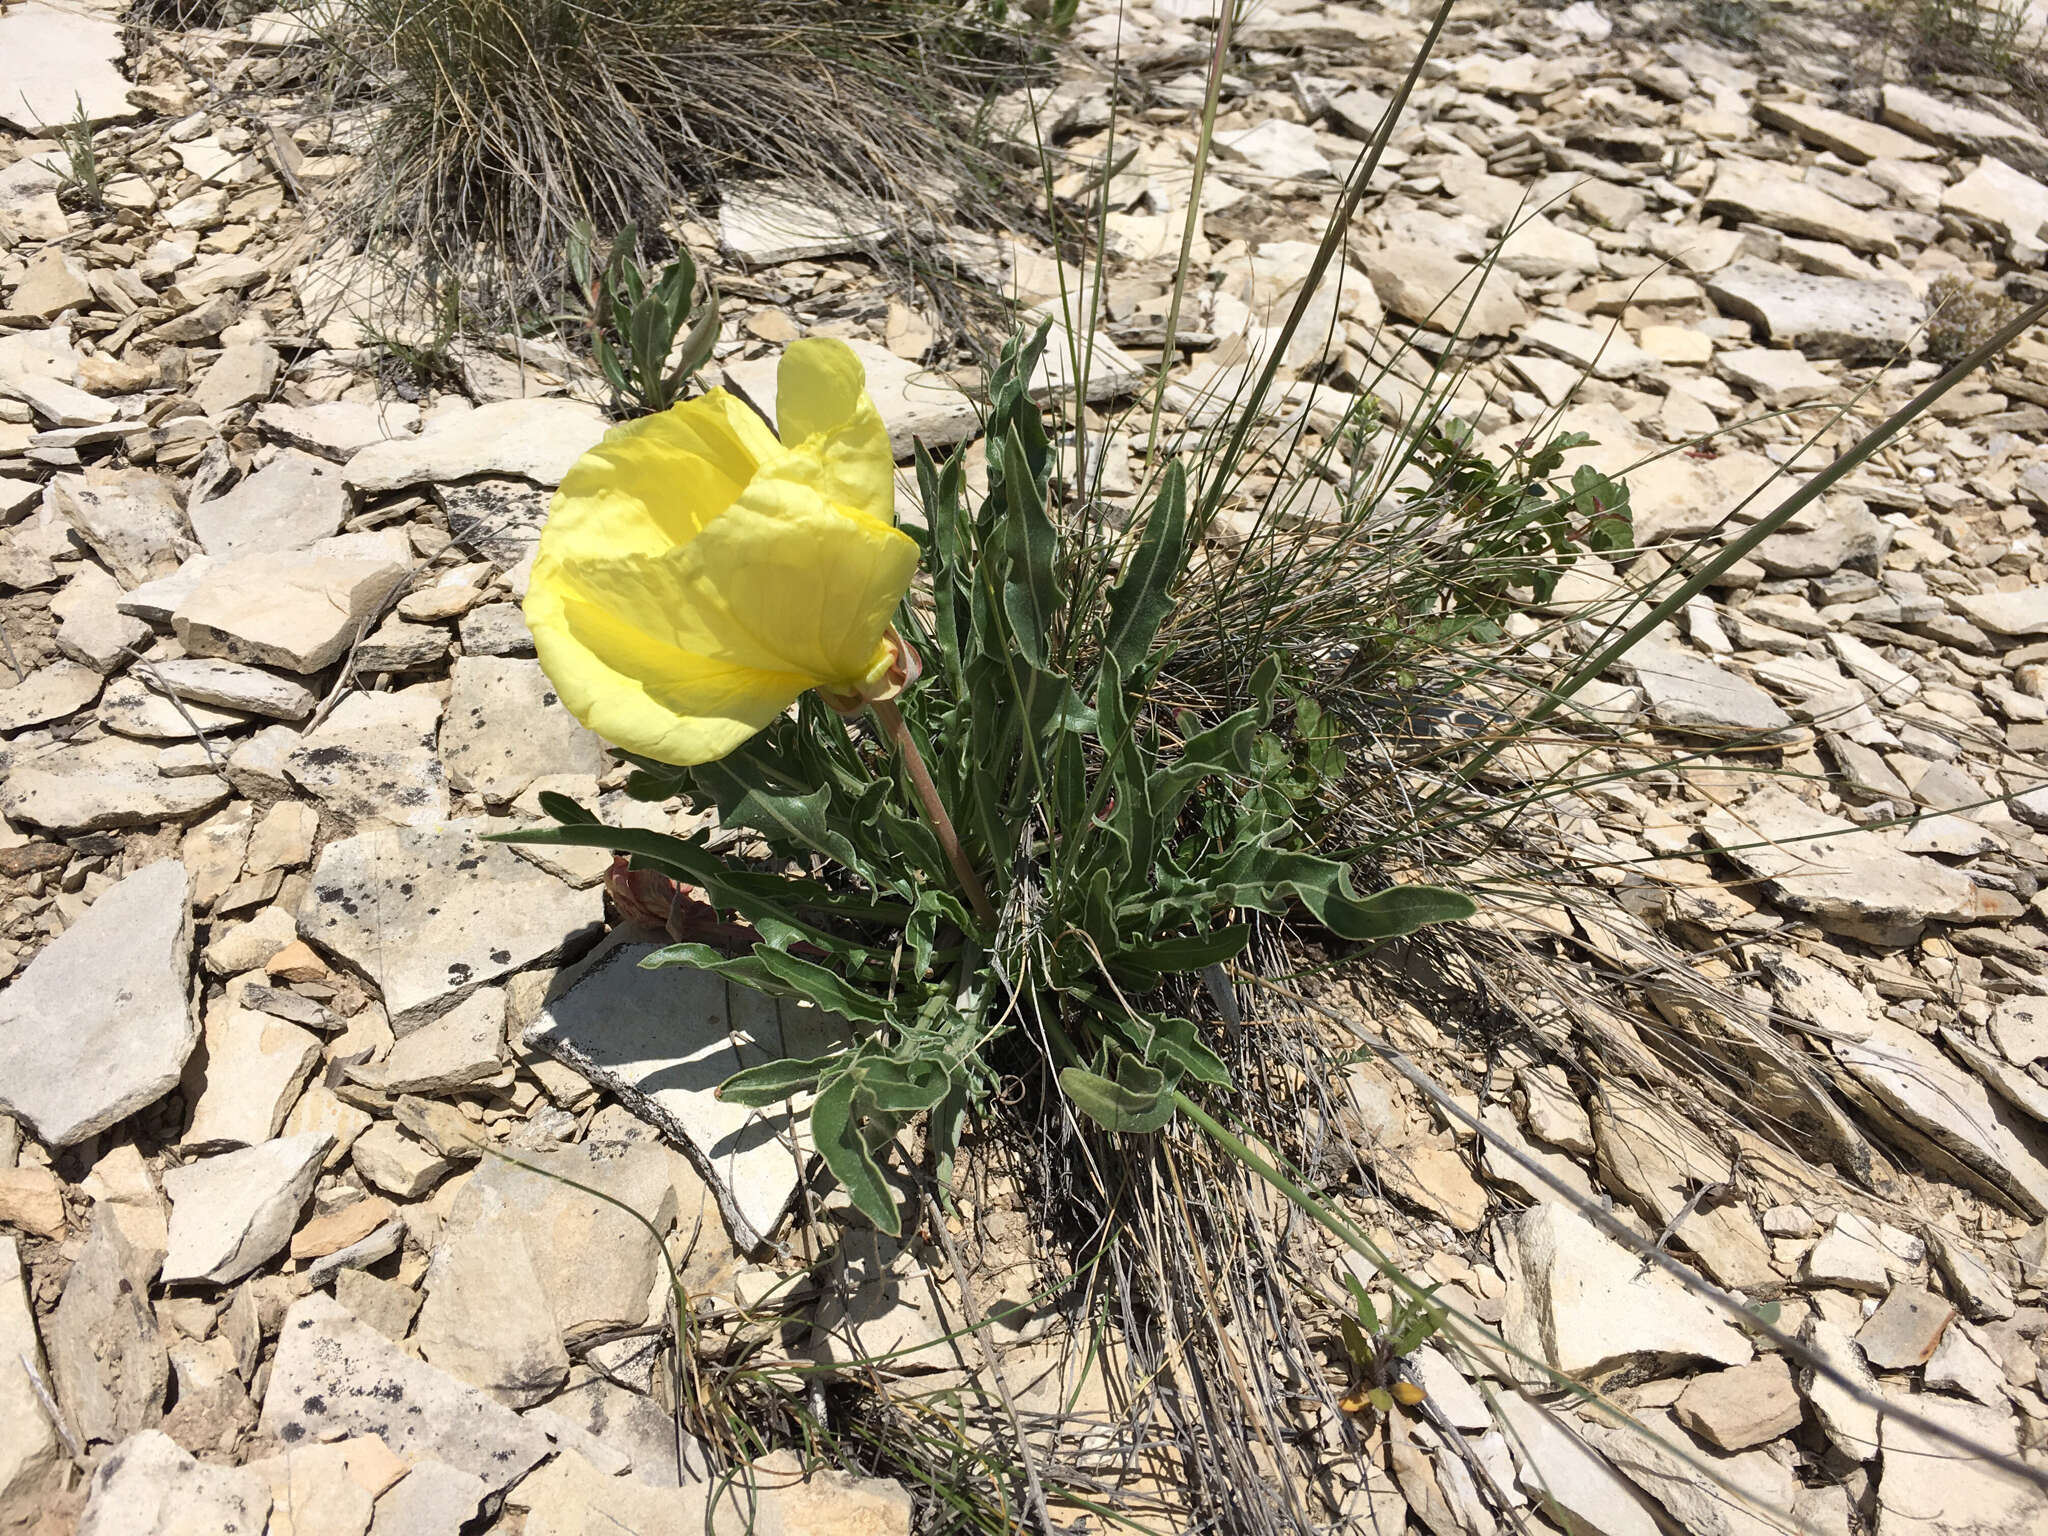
left=6, top=0, right=2048, bottom=1531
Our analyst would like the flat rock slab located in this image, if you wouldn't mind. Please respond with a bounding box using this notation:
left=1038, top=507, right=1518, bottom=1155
left=1501, top=1201, right=1754, bottom=1382
left=0, top=1, right=139, bottom=132
left=283, top=684, right=449, bottom=829
left=1672, top=1357, right=1803, bottom=1450
left=49, top=469, right=193, bottom=588
left=1883, top=83, right=2048, bottom=177
left=262, top=1292, right=551, bottom=1492
left=0, top=1235, right=62, bottom=1503
left=0, top=735, right=231, bottom=832
left=1877, top=1393, right=2048, bottom=1536
left=172, top=529, right=413, bottom=673
left=255, top=398, right=422, bottom=460
left=160, top=1132, right=332, bottom=1285
left=1702, top=162, right=1899, bottom=257
left=1753, top=97, right=1941, bottom=165
left=141, top=657, right=315, bottom=722
left=47, top=1211, right=167, bottom=1450
left=0, top=659, right=102, bottom=733
left=187, top=450, right=350, bottom=558
left=440, top=656, right=606, bottom=804
left=1367, top=239, right=1528, bottom=336
left=1834, top=1016, right=2048, bottom=1217
left=343, top=398, right=609, bottom=494
left=1952, top=586, right=2048, bottom=636
left=74, top=1431, right=271, bottom=1535
left=1943, top=156, right=2048, bottom=263
left=0, top=860, right=195, bottom=1147
left=527, top=933, right=851, bottom=1249
left=300, top=820, right=603, bottom=1031
left=1705, top=260, right=1921, bottom=362
left=1629, top=644, right=1796, bottom=739
left=1704, top=785, right=2021, bottom=945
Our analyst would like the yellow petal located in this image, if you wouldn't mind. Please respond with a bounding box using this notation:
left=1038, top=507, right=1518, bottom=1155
left=526, top=556, right=807, bottom=766
left=775, top=337, right=896, bottom=526
left=665, top=463, right=919, bottom=691
left=543, top=388, right=781, bottom=562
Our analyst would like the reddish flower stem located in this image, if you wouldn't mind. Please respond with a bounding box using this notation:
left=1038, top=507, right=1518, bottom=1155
left=868, top=697, right=997, bottom=929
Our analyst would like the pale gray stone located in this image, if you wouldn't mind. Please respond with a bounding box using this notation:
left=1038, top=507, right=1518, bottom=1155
left=0, top=658, right=101, bottom=732
left=719, top=183, right=889, bottom=265
left=300, top=820, right=603, bottom=1030
left=180, top=1002, right=321, bottom=1148
left=0, top=1236, right=60, bottom=1505
left=448, top=1139, right=677, bottom=1342
left=116, top=554, right=214, bottom=625
left=1952, top=586, right=2048, bottom=636
left=1703, top=162, right=1899, bottom=256
left=1, top=735, right=229, bottom=832
left=190, top=342, right=280, bottom=418
left=528, top=933, right=850, bottom=1248
left=97, top=673, right=253, bottom=743
left=0, top=2, right=138, bottom=132
left=1755, top=98, right=1942, bottom=165
left=1715, top=347, right=1835, bottom=407
left=172, top=529, right=412, bottom=673
left=0, top=860, right=194, bottom=1146
left=159, top=1132, right=331, bottom=1285
left=1883, top=83, right=2048, bottom=176
left=187, top=450, right=348, bottom=558
left=356, top=986, right=506, bottom=1095
left=344, top=398, right=608, bottom=494
left=50, top=564, right=149, bottom=672
left=255, top=398, right=422, bottom=461
left=1367, top=240, right=1528, bottom=336
left=48, top=1211, right=168, bottom=1449
left=1493, top=1394, right=1662, bottom=1536
left=369, top=1461, right=488, bottom=1535
left=49, top=469, right=193, bottom=587
left=1943, top=156, right=2048, bottom=263
left=142, top=657, right=316, bottom=722
left=1857, top=1284, right=1956, bottom=1369
left=440, top=656, right=607, bottom=804
left=1876, top=1394, right=2048, bottom=1535
left=75, top=1431, right=270, bottom=1536
left=416, top=1200, right=570, bottom=1408
left=1629, top=644, right=1796, bottom=738
left=1500, top=1202, right=1753, bottom=1383
left=284, top=684, right=449, bottom=829
left=1706, top=260, right=1922, bottom=362
left=261, top=1292, right=551, bottom=1492
left=1580, top=1406, right=1796, bottom=1536
left=1752, top=502, right=1889, bottom=576
left=459, top=602, right=535, bottom=657
left=1702, top=786, right=2019, bottom=945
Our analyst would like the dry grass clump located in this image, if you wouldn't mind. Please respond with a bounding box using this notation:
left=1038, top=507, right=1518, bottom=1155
left=1926, top=272, right=2029, bottom=365
left=312, top=0, right=1036, bottom=309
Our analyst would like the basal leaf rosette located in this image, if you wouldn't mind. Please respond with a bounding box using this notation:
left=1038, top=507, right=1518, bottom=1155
left=524, top=337, right=920, bottom=765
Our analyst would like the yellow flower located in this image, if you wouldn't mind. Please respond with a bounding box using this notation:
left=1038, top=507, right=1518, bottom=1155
left=525, top=338, right=920, bottom=766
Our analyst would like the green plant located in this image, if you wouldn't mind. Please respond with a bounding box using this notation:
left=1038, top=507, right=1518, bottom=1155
left=53, top=95, right=102, bottom=209
left=496, top=321, right=1473, bottom=1235
left=566, top=223, right=721, bottom=415
left=1333, top=1269, right=1444, bottom=1418
left=362, top=275, right=464, bottom=397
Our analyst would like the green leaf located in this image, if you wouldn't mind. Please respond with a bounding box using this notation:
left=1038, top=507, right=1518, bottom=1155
left=1059, top=1058, right=1176, bottom=1134
left=536, top=790, right=598, bottom=825
left=1119, top=924, right=1250, bottom=974
left=811, top=1072, right=902, bottom=1235
left=998, top=424, right=1060, bottom=668
left=642, top=943, right=891, bottom=1026
left=1343, top=1273, right=1379, bottom=1335
left=1101, top=459, right=1187, bottom=677
left=717, top=1054, right=840, bottom=1106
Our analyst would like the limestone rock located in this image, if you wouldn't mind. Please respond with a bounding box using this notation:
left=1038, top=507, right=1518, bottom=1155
left=1856, top=1284, right=1956, bottom=1370
left=255, top=399, right=421, bottom=461
left=301, top=820, right=603, bottom=1030
left=261, top=1292, right=551, bottom=1492
left=1797, top=1314, right=1881, bottom=1462
left=1883, top=84, right=2048, bottom=177
left=1628, top=645, right=1795, bottom=740
left=414, top=1201, right=571, bottom=1407
left=1834, top=1015, right=2048, bottom=1217
left=528, top=933, right=851, bottom=1248
left=74, top=1430, right=270, bottom=1536
left=49, top=470, right=193, bottom=587
left=1672, top=1357, right=1804, bottom=1450
left=1501, top=1202, right=1753, bottom=1383
left=1754, top=98, right=1941, bottom=165
left=173, top=530, right=413, bottom=673
left=1493, top=1394, right=1662, bottom=1536
left=179, top=1001, right=321, bottom=1147
left=440, top=656, right=606, bottom=804
left=1367, top=240, right=1528, bottom=336
left=159, top=1132, right=331, bottom=1285
left=1705, top=260, right=1921, bottom=362
left=50, top=564, right=150, bottom=673
left=187, top=450, right=349, bottom=558
left=1715, top=347, right=1835, bottom=407
left=47, top=1211, right=168, bottom=1449
left=0, top=659, right=102, bottom=733
left=143, top=657, right=315, bottom=722
left=1703, top=786, right=2020, bottom=945
left=355, top=986, right=506, bottom=1095
left=283, top=685, right=449, bottom=829
left=1952, top=586, right=2048, bottom=637
left=1579, top=1406, right=1797, bottom=1536
left=1943, top=156, right=2048, bottom=263
left=344, top=398, right=608, bottom=494
left=1702, top=162, right=1899, bottom=256
left=0, top=860, right=196, bottom=1147
left=1876, top=1394, right=2048, bottom=1535
left=0, top=1236, right=63, bottom=1505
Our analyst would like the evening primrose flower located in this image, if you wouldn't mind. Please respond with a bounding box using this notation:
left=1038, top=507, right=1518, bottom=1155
left=524, top=338, right=919, bottom=766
